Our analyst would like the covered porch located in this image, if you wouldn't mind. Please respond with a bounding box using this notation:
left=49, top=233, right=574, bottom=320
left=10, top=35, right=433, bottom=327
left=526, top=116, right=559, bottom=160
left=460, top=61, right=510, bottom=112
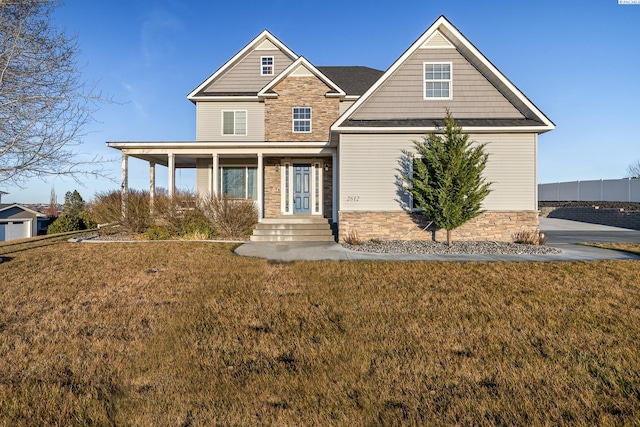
left=106, top=141, right=337, bottom=223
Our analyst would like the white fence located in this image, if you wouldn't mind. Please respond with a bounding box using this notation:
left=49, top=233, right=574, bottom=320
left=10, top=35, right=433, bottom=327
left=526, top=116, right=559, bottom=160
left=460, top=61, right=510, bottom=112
left=538, top=178, right=640, bottom=202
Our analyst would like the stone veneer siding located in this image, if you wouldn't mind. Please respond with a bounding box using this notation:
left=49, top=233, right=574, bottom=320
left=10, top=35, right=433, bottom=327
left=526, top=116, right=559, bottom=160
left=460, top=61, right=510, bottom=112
left=338, top=211, right=539, bottom=242
left=264, top=75, right=340, bottom=142
left=264, top=158, right=281, bottom=218
left=263, top=157, right=333, bottom=220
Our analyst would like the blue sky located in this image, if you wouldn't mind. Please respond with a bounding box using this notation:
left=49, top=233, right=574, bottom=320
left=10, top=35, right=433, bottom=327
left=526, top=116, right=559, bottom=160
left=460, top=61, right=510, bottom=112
left=5, top=0, right=640, bottom=203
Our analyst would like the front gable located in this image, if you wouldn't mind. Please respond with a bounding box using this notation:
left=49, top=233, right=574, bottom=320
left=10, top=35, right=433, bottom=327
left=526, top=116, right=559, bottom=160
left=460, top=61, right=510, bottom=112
left=333, top=16, right=554, bottom=132
left=263, top=59, right=341, bottom=142
left=187, top=30, right=298, bottom=100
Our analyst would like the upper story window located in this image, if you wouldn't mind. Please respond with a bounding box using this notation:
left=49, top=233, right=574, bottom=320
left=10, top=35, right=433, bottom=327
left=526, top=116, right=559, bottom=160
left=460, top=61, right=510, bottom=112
left=292, top=107, right=311, bottom=133
left=261, top=56, right=274, bottom=75
left=424, top=62, right=452, bottom=99
left=222, top=110, right=247, bottom=136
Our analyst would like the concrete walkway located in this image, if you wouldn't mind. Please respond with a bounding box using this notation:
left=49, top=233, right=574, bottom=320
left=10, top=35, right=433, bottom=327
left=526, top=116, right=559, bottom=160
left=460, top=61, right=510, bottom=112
left=234, top=218, right=640, bottom=262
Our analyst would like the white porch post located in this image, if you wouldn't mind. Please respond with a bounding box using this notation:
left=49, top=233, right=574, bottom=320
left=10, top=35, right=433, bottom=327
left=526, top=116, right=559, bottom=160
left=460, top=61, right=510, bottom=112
left=332, top=150, right=337, bottom=222
left=167, top=153, right=175, bottom=198
left=149, top=161, right=156, bottom=213
left=212, top=153, right=219, bottom=196
left=121, top=152, right=129, bottom=218
left=257, top=153, right=264, bottom=221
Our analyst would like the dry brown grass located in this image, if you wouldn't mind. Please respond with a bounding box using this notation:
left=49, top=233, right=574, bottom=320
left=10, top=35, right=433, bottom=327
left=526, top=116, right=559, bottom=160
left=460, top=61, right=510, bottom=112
left=1, top=240, right=639, bottom=425
left=583, top=242, right=640, bottom=256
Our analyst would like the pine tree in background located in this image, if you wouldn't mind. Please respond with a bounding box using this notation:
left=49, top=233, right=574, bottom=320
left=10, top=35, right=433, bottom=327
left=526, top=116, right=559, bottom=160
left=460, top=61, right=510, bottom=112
left=407, top=111, right=491, bottom=245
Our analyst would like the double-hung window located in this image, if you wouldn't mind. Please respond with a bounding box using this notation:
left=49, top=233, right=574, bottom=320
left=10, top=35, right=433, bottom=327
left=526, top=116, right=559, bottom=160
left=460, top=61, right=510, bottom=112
left=222, top=111, right=247, bottom=136
left=292, top=107, right=311, bottom=133
left=261, top=56, right=274, bottom=75
left=424, top=62, right=452, bottom=99
left=220, top=166, right=257, bottom=200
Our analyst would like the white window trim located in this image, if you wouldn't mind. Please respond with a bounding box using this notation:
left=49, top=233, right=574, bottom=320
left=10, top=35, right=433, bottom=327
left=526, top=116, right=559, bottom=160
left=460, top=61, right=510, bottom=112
left=260, top=56, right=274, bottom=76
left=221, top=110, right=247, bottom=136
left=423, top=62, right=452, bottom=100
left=219, top=165, right=258, bottom=200
left=292, top=107, right=312, bottom=133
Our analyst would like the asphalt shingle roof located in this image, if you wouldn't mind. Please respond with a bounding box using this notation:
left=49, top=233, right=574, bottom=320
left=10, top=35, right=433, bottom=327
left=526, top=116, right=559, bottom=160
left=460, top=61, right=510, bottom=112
left=342, top=118, right=547, bottom=128
left=316, top=66, right=384, bottom=96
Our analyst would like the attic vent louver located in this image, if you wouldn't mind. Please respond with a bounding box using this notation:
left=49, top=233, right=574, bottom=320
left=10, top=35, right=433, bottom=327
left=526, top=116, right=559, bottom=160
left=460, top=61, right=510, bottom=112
left=421, top=31, right=455, bottom=49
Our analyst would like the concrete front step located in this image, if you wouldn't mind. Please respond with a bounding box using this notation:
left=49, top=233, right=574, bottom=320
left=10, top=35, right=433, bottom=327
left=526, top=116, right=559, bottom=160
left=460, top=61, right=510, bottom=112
left=250, top=216, right=336, bottom=242
left=250, top=234, right=336, bottom=242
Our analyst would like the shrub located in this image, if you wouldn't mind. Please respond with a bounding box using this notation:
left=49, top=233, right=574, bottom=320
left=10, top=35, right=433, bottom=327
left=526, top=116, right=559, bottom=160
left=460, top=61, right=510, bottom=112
left=47, top=215, right=83, bottom=234
left=79, top=210, right=97, bottom=230
left=144, top=226, right=172, bottom=240
left=343, top=230, right=362, bottom=245
left=199, top=194, right=258, bottom=238
left=513, top=230, right=547, bottom=245
left=180, top=208, right=216, bottom=239
left=91, top=190, right=151, bottom=233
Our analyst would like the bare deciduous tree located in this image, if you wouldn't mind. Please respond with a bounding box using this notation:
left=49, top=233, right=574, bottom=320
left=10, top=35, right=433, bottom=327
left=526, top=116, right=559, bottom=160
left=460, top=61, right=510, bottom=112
left=627, top=160, right=640, bottom=178
left=0, top=0, right=110, bottom=188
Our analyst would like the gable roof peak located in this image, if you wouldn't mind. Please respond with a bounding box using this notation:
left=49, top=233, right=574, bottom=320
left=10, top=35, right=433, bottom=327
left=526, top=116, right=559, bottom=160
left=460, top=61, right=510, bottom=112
left=332, top=15, right=554, bottom=132
left=257, top=56, right=346, bottom=98
left=187, top=29, right=298, bottom=101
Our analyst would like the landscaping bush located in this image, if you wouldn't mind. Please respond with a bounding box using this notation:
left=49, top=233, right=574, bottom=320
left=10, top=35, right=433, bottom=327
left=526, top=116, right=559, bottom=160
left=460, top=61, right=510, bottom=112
left=143, top=225, right=172, bottom=240
left=46, top=215, right=83, bottom=234
left=91, top=189, right=256, bottom=239
left=91, top=190, right=151, bottom=233
left=513, top=229, right=547, bottom=245
left=199, top=194, right=258, bottom=238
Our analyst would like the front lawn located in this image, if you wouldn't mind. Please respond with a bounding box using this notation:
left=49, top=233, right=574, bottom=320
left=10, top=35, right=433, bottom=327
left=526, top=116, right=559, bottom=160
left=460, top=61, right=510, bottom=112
left=1, top=240, right=639, bottom=425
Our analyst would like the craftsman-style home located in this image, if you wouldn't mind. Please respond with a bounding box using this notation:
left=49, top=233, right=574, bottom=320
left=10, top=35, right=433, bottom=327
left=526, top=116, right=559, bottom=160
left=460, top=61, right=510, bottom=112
left=108, top=16, right=554, bottom=242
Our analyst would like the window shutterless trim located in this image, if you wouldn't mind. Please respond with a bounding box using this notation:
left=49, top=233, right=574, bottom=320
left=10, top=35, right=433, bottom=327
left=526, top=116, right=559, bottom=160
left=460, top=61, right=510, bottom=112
left=292, top=107, right=312, bottom=133
left=423, top=62, right=452, bottom=100
left=221, top=110, right=248, bottom=136
left=260, top=56, right=274, bottom=76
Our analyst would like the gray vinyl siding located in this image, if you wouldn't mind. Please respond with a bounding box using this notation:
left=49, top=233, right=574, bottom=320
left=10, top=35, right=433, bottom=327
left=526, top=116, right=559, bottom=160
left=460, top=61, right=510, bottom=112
left=196, top=101, right=264, bottom=141
left=339, top=133, right=537, bottom=212
left=196, top=159, right=211, bottom=195
left=203, top=49, right=294, bottom=93
left=339, top=100, right=355, bottom=115
left=350, top=48, right=524, bottom=120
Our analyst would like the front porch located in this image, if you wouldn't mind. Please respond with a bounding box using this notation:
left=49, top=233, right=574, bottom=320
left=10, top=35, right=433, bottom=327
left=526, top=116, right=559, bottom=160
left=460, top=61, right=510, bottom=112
left=107, top=142, right=337, bottom=224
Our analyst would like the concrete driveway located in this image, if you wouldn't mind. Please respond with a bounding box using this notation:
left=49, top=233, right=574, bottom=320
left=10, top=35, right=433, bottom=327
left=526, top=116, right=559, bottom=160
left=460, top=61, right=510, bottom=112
left=540, top=217, right=640, bottom=244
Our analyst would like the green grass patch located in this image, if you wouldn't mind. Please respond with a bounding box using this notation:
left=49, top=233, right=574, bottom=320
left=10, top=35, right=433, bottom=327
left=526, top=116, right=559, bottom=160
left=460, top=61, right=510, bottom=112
left=1, top=241, right=639, bottom=425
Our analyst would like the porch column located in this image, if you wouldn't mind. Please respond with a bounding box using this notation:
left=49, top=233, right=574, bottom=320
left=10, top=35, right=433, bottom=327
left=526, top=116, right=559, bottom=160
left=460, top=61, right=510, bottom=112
left=332, top=150, right=337, bottom=222
left=167, top=153, right=175, bottom=198
left=257, top=153, right=264, bottom=221
left=121, top=152, right=128, bottom=218
left=212, top=153, right=219, bottom=196
left=149, top=162, right=156, bottom=214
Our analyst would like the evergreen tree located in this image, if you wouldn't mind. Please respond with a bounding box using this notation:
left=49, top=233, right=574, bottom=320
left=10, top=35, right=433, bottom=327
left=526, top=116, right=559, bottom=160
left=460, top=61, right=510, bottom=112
left=63, top=190, right=85, bottom=217
left=407, top=111, right=491, bottom=245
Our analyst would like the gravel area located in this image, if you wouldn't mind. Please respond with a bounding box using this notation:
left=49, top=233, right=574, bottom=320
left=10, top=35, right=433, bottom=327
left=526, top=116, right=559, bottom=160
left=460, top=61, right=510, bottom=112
left=342, top=240, right=561, bottom=255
